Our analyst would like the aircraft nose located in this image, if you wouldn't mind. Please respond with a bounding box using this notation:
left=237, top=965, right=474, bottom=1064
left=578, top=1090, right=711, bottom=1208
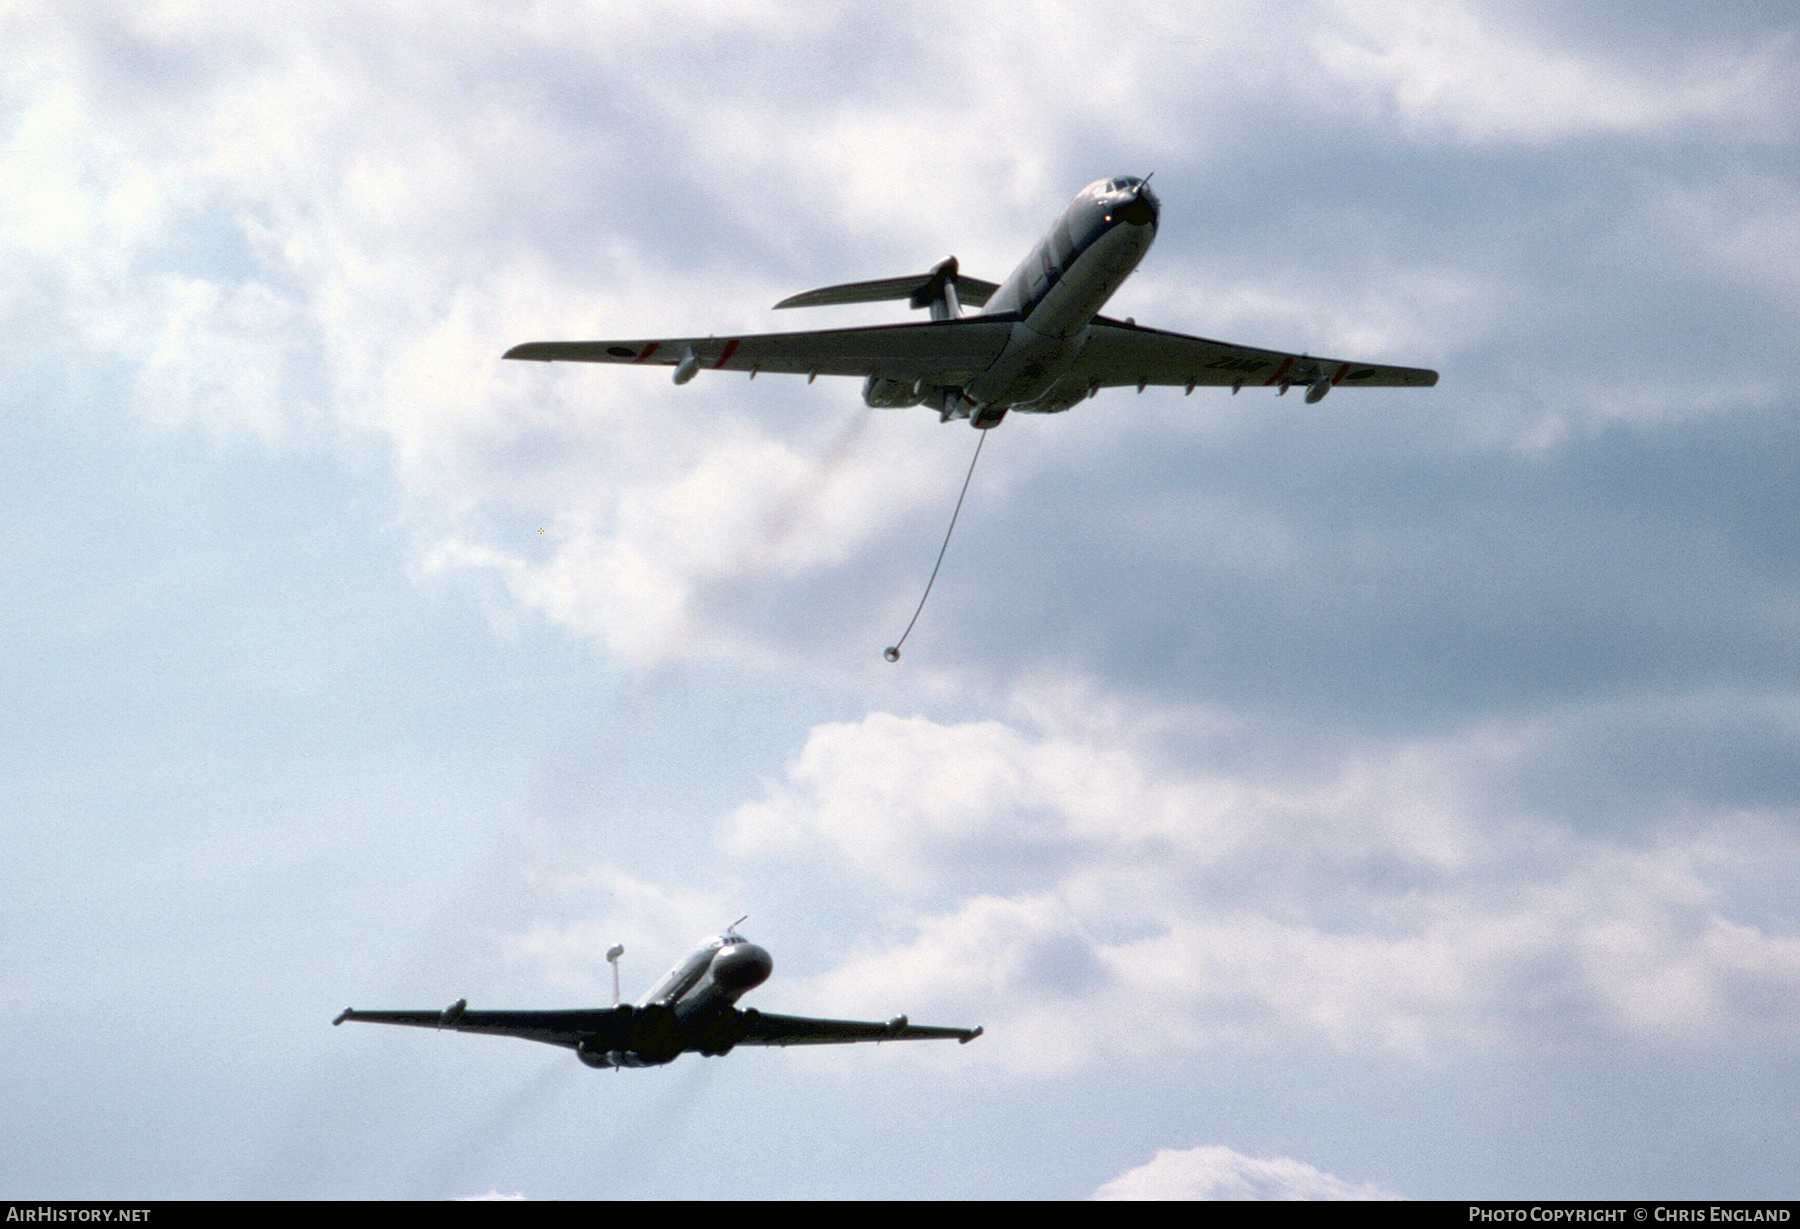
left=710, top=942, right=773, bottom=992
left=1113, top=184, right=1158, bottom=227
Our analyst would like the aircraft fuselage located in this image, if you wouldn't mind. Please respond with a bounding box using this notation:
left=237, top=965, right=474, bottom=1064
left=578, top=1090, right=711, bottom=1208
left=581, top=931, right=774, bottom=1068
left=959, top=176, right=1159, bottom=426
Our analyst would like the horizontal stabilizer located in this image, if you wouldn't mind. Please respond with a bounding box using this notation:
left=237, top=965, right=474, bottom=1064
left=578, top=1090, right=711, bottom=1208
left=776, top=264, right=998, bottom=311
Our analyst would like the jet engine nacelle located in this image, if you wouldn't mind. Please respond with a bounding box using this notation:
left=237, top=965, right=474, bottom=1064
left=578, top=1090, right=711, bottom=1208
left=695, top=1006, right=759, bottom=1057
left=625, top=1003, right=681, bottom=1064
left=863, top=375, right=928, bottom=408
left=1305, top=376, right=1332, bottom=404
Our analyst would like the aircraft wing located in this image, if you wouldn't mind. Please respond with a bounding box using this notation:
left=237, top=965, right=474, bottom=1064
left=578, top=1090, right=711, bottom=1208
left=504, top=320, right=1014, bottom=385
left=735, top=1010, right=983, bottom=1047
left=1074, top=318, right=1439, bottom=391
left=332, top=1005, right=619, bottom=1051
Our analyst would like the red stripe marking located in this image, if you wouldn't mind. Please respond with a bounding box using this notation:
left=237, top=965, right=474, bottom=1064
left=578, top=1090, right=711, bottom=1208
left=633, top=341, right=660, bottom=364
left=712, top=338, right=740, bottom=369
left=1263, top=356, right=1294, bottom=386
left=1330, top=362, right=1350, bottom=386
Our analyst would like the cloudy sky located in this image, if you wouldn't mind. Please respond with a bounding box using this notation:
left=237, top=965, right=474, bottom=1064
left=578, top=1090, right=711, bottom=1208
left=5, top=0, right=1798, bottom=1201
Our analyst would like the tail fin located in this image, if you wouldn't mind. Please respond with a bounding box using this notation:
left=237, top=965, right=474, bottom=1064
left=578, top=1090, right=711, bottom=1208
left=775, top=257, right=998, bottom=321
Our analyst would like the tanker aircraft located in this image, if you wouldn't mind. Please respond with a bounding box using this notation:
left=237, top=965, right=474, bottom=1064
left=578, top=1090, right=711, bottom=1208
left=504, top=177, right=1438, bottom=429
left=334, top=929, right=982, bottom=1069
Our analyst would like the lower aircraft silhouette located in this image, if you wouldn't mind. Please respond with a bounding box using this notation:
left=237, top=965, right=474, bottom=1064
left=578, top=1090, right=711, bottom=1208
left=334, top=928, right=982, bottom=1068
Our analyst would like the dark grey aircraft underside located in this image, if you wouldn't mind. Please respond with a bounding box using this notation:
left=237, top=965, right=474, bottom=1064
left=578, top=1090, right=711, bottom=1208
left=335, top=930, right=981, bottom=1069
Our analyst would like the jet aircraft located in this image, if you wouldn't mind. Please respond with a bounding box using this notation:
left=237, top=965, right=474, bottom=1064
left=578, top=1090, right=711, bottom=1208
left=504, top=177, right=1437, bottom=429
left=334, top=929, right=982, bottom=1068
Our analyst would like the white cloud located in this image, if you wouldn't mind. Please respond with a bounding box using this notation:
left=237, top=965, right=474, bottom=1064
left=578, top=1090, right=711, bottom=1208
left=116, top=274, right=321, bottom=444
left=1094, top=1144, right=1401, bottom=1200
left=728, top=696, right=1800, bottom=1070
left=1305, top=1, right=1795, bottom=145
left=721, top=711, right=1248, bottom=890
left=503, top=864, right=740, bottom=995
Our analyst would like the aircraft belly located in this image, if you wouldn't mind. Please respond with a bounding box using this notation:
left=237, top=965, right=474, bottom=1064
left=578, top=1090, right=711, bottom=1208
left=1012, top=373, right=1090, bottom=414
left=966, top=323, right=1078, bottom=408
